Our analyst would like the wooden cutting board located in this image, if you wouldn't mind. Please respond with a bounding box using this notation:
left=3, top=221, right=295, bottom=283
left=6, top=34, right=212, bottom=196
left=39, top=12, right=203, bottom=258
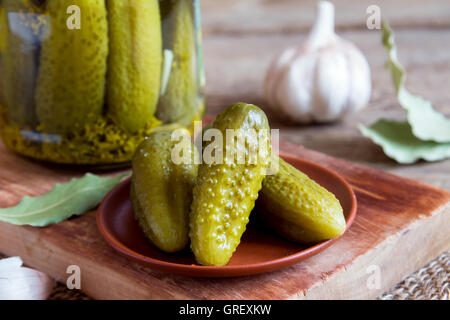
left=0, top=140, right=448, bottom=300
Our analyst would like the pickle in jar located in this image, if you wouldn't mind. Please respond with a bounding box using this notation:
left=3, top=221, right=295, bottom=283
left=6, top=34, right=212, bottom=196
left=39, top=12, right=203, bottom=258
left=106, top=0, right=163, bottom=133
left=156, top=0, right=203, bottom=127
left=35, top=0, right=108, bottom=134
left=1, top=0, right=47, bottom=129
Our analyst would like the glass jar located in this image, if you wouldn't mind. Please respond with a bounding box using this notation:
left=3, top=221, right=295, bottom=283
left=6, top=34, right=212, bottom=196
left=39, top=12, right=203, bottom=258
left=0, top=0, right=205, bottom=166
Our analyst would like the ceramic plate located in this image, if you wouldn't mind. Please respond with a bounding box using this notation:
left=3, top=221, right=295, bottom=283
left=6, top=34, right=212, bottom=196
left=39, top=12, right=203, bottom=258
left=97, top=154, right=357, bottom=277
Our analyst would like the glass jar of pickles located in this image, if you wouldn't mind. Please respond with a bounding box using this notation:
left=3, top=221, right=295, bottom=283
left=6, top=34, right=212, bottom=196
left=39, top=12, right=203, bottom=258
left=0, top=0, right=205, bottom=166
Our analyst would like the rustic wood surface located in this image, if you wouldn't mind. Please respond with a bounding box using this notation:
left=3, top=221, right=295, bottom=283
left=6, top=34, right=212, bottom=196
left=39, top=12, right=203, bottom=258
left=0, top=0, right=449, bottom=300
left=201, top=0, right=450, bottom=34
left=0, top=140, right=449, bottom=299
left=201, top=0, right=450, bottom=191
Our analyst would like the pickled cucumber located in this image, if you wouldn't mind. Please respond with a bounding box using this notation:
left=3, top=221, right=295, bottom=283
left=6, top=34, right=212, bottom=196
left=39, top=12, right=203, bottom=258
left=190, top=102, right=271, bottom=266
left=0, top=5, right=8, bottom=111
left=35, top=0, right=108, bottom=134
left=257, top=156, right=346, bottom=243
left=131, top=130, right=198, bottom=252
left=1, top=0, right=46, bottom=128
left=106, top=0, right=162, bottom=133
left=0, top=6, right=5, bottom=54
left=156, top=0, right=202, bottom=127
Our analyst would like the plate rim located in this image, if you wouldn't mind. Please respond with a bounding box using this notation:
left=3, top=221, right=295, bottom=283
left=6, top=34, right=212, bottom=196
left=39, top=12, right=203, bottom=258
left=97, top=153, right=357, bottom=277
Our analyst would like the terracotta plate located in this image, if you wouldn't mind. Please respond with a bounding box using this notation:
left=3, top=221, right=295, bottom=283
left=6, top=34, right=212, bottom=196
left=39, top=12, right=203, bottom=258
left=97, top=154, right=357, bottom=277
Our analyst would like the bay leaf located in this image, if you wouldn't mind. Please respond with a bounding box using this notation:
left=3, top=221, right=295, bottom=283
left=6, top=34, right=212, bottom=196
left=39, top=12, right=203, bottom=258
left=359, top=120, right=450, bottom=164
left=382, top=22, right=450, bottom=143
left=0, top=173, right=129, bottom=227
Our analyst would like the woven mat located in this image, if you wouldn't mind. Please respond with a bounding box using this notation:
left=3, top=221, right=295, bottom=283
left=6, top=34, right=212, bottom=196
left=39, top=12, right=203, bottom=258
left=378, top=251, right=449, bottom=300
left=1, top=251, right=449, bottom=300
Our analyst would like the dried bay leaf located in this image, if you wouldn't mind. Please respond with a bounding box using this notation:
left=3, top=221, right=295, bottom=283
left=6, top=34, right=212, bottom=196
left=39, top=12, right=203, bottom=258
left=359, top=23, right=450, bottom=163
left=382, top=22, right=450, bottom=143
left=0, top=173, right=129, bottom=227
left=359, top=120, right=450, bottom=164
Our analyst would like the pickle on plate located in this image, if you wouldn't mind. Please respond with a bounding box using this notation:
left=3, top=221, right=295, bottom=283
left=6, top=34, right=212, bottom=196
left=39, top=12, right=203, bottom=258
left=1, top=0, right=46, bottom=128
left=131, top=130, right=198, bottom=252
left=106, top=0, right=163, bottom=133
left=35, top=0, right=108, bottom=134
left=190, top=102, right=271, bottom=266
left=156, top=0, right=202, bottom=127
left=257, top=155, right=346, bottom=243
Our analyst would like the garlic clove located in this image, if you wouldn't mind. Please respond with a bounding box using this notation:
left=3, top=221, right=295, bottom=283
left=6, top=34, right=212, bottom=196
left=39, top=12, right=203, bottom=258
left=264, top=47, right=297, bottom=111
left=282, top=52, right=317, bottom=123
left=0, top=256, right=23, bottom=271
left=0, top=257, right=54, bottom=300
left=343, top=41, right=372, bottom=114
left=313, top=49, right=351, bottom=122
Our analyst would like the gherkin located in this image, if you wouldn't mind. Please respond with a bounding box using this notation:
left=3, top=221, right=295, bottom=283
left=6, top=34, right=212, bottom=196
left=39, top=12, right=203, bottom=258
left=106, top=0, right=162, bottom=133
left=0, top=5, right=5, bottom=54
left=1, top=0, right=46, bottom=128
left=35, top=0, right=108, bottom=134
left=156, top=0, right=203, bottom=127
left=190, top=103, right=271, bottom=266
left=0, top=5, right=8, bottom=112
left=131, top=130, right=198, bottom=252
left=257, top=156, right=346, bottom=243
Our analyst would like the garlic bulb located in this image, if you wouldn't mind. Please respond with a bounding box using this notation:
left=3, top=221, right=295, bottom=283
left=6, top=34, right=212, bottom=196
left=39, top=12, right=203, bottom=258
left=0, top=257, right=54, bottom=300
left=264, top=1, right=371, bottom=123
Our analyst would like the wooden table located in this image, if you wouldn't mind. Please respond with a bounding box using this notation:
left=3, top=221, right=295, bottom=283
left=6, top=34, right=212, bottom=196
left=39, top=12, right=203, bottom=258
left=201, top=0, right=450, bottom=191
left=0, top=0, right=449, bottom=300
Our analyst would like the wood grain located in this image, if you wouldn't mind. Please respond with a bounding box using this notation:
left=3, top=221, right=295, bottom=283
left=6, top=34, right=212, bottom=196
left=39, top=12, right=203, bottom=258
left=201, top=0, right=450, bottom=35
left=0, top=140, right=448, bottom=300
left=0, top=0, right=449, bottom=300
